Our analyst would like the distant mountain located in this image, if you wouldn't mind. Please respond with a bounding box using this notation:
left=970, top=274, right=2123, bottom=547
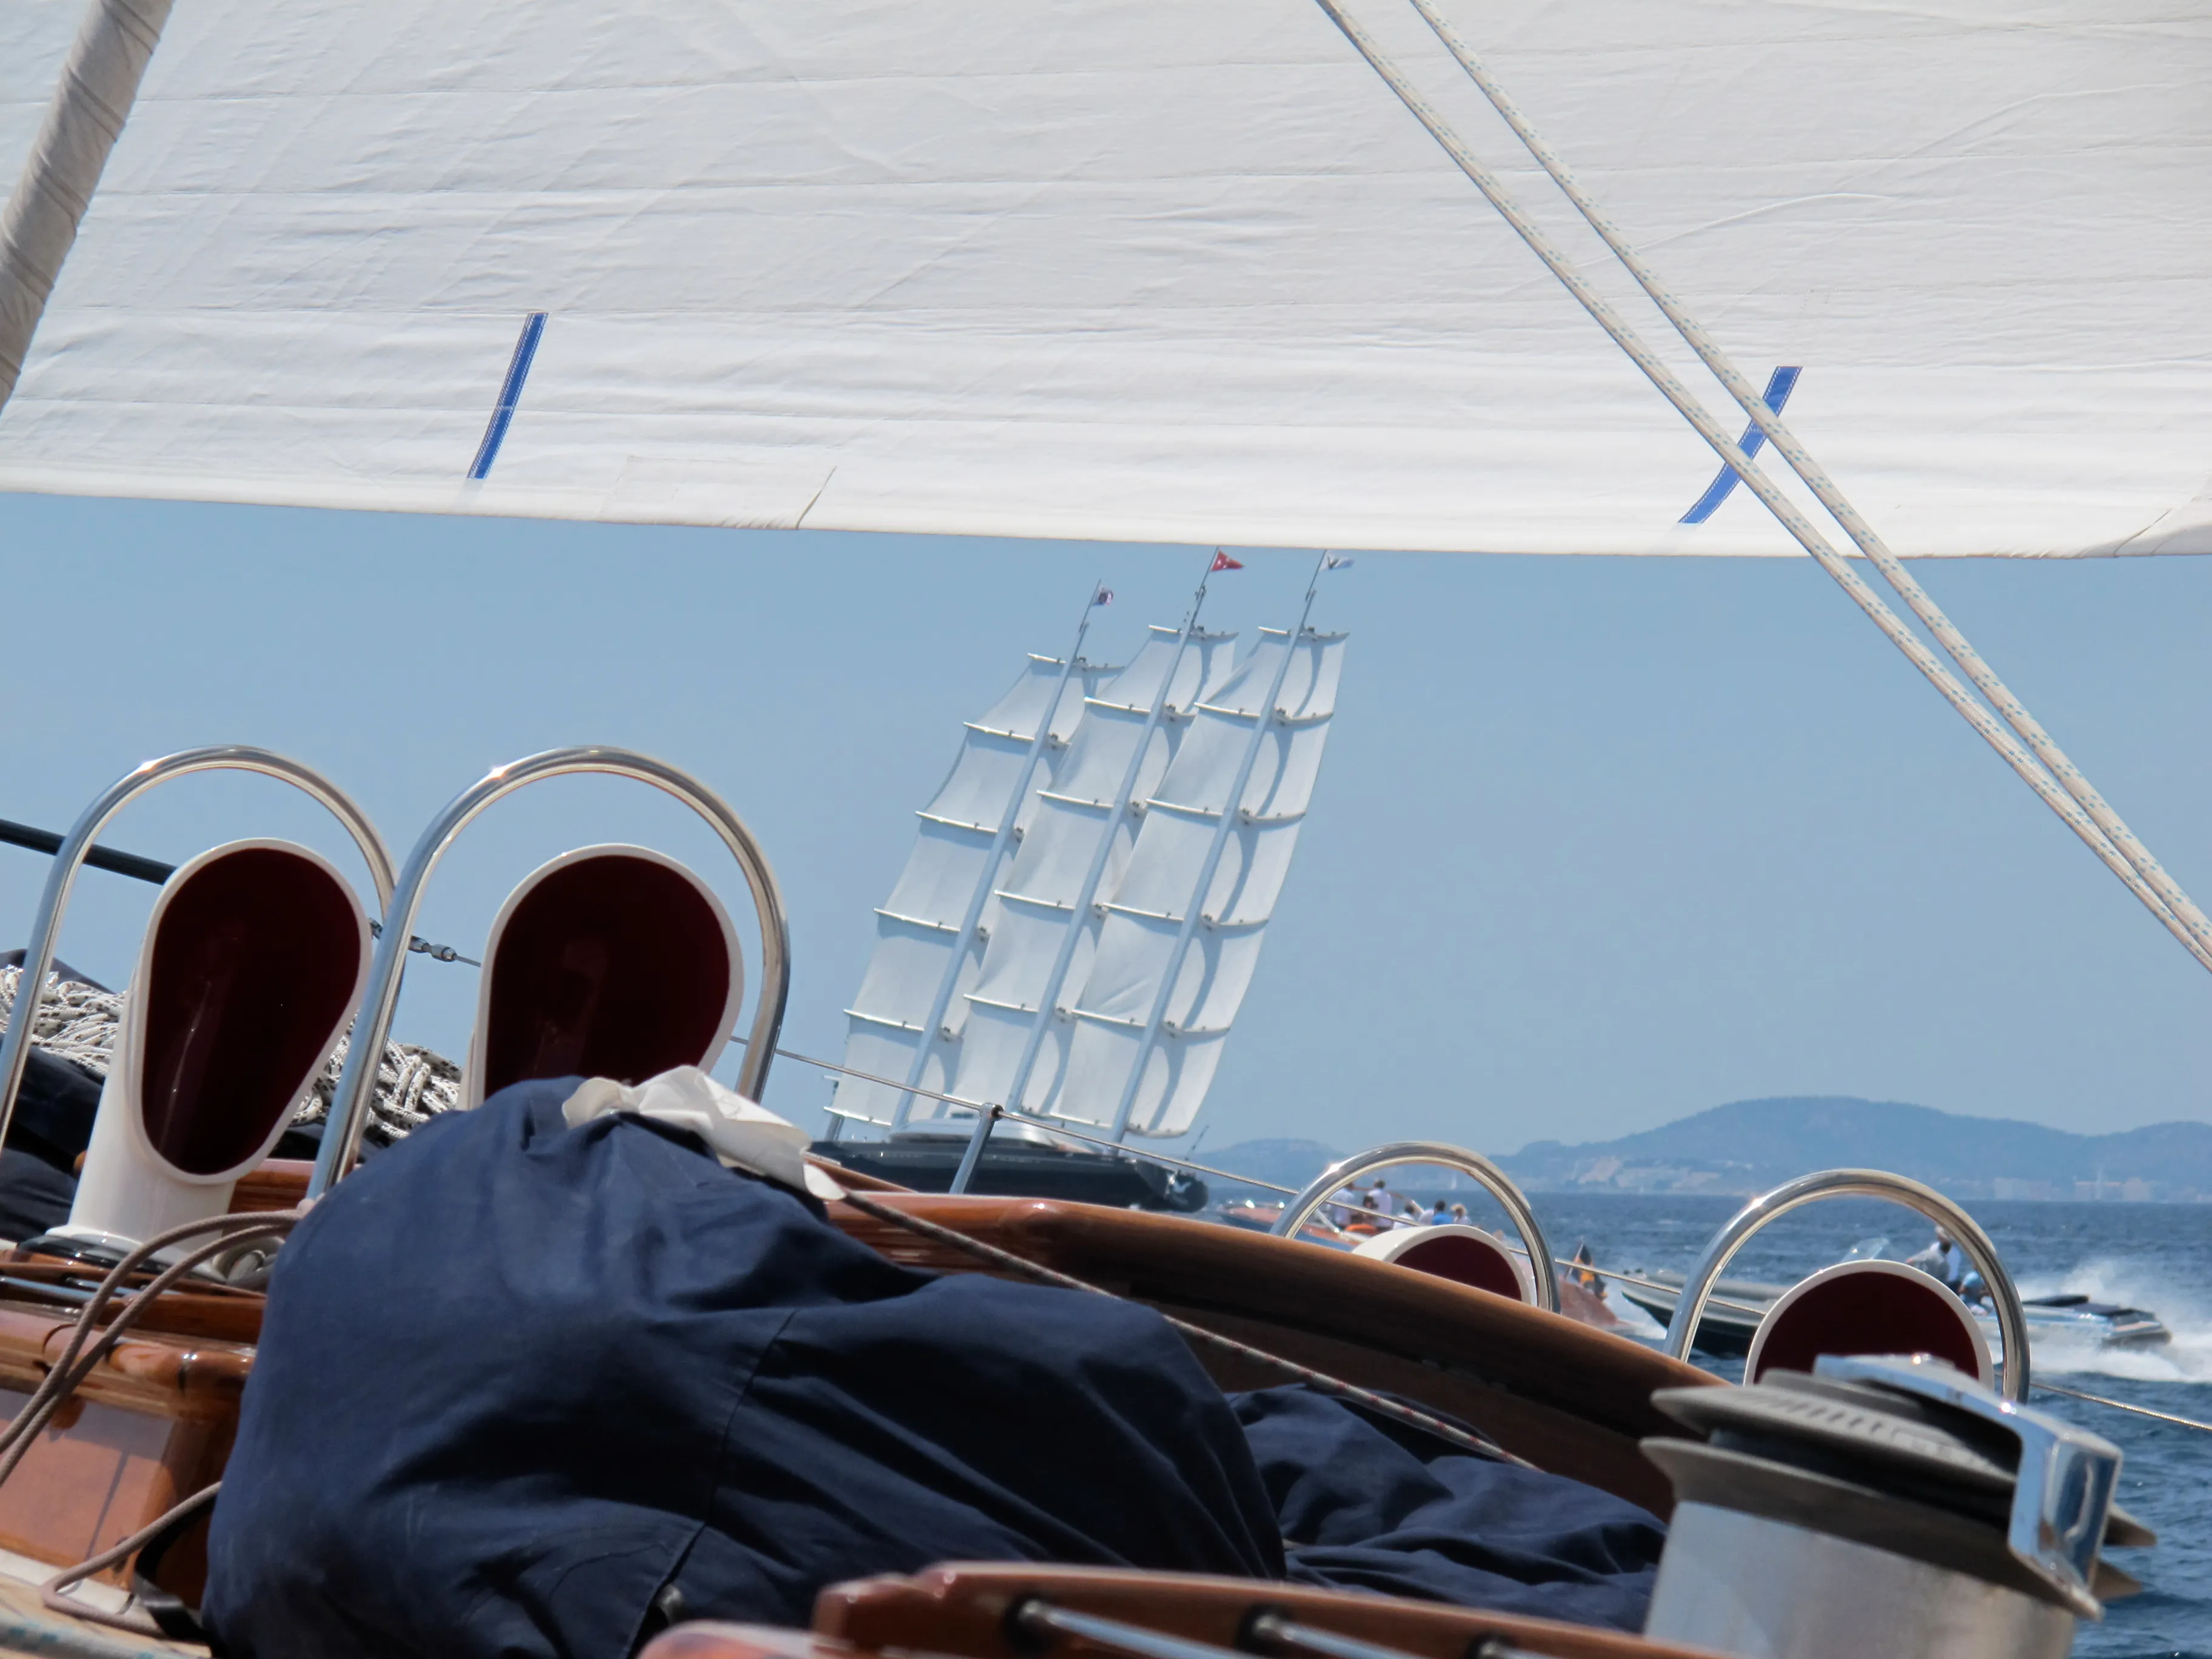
left=1498, top=1096, right=2212, bottom=1202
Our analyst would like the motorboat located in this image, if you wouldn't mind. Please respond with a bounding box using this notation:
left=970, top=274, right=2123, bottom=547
left=1620, top=1266, right=2173, bottom=1359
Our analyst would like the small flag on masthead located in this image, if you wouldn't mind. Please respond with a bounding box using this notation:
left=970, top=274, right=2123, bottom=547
left=1092, top=585, right=1114, bottom=606
left=1324, top=552, right=1355, bottom=571
left=1210, top=550, right=1244, bottom=572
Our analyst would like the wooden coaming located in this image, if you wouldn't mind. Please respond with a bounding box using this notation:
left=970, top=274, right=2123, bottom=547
left=830, top=1193, right=1714, bottom=1512
left=0, top=1161, right=1713, bottom=1595
left=0, top=1301, right=247, bottom=1588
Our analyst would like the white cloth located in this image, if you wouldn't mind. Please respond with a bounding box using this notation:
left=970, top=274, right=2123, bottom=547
left=563, top=1066, right=846, bottom=1201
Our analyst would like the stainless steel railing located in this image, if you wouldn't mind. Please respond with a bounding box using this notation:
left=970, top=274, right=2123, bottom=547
left=1271, top=1140, right=1558, bottom=1314
left=307, top=747, right=789, bottom=1199
left=0, top=746, right=395, bottom=1153
left=1664, top=1168, right=2032, bottom=1400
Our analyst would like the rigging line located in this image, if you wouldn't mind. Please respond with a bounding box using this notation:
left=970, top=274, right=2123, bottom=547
left=836, top=1187, right=1532, bottom=1467
left=885, top=585, right=1103, bottom=1131
left=1398, top=0, right=2212, bottom=974
left=2033, top=1378, right=2212, bottom=1437
left=1104, top=551, right=1333, bottom=1142
left=44, top=1480, right=218, bottom=1639
left=1304, top=0, right=2212, bottom=977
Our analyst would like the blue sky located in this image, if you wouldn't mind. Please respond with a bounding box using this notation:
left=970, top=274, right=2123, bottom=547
left=2, top=489, right=2208, bottom=1155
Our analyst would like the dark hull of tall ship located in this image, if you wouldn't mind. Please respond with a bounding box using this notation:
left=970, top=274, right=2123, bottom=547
left=808, top=1141, right=1210, bottom=1212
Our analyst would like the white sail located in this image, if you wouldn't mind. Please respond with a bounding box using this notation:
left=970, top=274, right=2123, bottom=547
left=948, top=625, right=1238, bottom=1121
left=1057, top=626, right=1349, bottom=1138
left=830, top=649, right=1108, bottom=1130
left=1, top=1, right=2206, bottom=557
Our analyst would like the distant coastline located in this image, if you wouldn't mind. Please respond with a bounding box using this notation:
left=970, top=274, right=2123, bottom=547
left=1208, top=1096, right=2212, bottom=1204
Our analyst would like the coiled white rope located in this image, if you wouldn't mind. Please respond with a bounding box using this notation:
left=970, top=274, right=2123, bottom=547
left=0, top=970, right=118, bottom=1076
left=0, top=967, right=461, bottom=1145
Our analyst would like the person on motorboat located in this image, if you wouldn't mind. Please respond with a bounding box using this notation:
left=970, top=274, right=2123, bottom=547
left=1428, top=1198, right=1451, bottom=1224
left=1907, top=1227, right=1957, bottom=1285
left=1908, top=1228, right=1989, bottom=1304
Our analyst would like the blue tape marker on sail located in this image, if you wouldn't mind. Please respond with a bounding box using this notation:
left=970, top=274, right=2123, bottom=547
left=1678, top=365, right=1801, bottom=524
left=466, top=312, right=548, bottom=480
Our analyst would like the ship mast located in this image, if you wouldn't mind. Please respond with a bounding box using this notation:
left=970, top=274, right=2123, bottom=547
left=831, top=586, right=1108, bottom=1134
left=1099, top=553, right=1328, bottom=1142
left=945, top=551, right=1226, bottom=1191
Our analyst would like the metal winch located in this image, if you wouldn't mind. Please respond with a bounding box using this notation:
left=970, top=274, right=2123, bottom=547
left=1641, top=1353, right=2151, bottom=1659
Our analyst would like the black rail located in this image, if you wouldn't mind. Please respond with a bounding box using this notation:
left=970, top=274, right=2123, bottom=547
left=0, top=817, right=173, bottom=885
left=0, top=816, right=477, bottom=966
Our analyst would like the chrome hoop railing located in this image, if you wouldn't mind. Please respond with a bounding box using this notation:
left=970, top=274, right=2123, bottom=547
left=1665, top=1168, right=2031, bottom=1401
left=1272, top=1140, right=1558, bottom=1314
left=0, top=746, right=396, bottom=1153
left=307, top=747, right=790, bottom=1199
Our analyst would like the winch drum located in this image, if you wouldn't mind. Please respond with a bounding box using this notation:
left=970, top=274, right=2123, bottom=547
left=1647, top=1501, right=2074, bottom=1659
left=1641, top=1355, right=2131, bottom=1659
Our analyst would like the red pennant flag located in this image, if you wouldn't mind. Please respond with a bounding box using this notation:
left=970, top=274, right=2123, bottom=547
left=1210, top=551, right=1244, bottom=572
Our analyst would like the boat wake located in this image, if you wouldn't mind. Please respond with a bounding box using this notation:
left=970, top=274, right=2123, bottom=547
left=1602, top=1286, right=1669, bottom=1339
left=2018, top=1259, right=2212, bottom=1384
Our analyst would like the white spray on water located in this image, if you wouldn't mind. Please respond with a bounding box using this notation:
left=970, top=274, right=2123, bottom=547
left=2017, top=1259, right=2212, bottom=1385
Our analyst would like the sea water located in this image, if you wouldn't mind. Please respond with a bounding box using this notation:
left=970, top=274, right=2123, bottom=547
left=1523, top=1193, right=2212, bottom=1659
